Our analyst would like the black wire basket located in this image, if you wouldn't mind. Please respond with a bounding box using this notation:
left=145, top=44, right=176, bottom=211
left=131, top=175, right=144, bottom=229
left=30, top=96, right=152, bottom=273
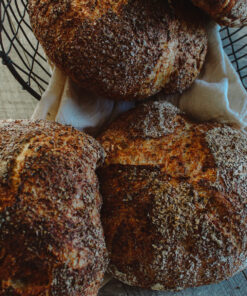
left=0, top=0, right=247, bottom=101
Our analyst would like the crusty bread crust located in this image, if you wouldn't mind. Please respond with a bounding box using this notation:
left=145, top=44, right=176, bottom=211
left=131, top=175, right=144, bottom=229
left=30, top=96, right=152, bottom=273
left=191, top=0, right=247, bottom=27
left=0, top=120, right=108, bottom=296
left=97, top=101, right=247, bottom=290
left=28, top=0, right=207, bottom=100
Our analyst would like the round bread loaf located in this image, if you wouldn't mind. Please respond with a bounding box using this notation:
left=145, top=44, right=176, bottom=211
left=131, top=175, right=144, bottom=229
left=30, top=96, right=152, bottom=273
left=28, top=0, right=207, bottom=101
left=97, top=100, right=247, bottom=290
left=191, top=0, right=247, bottom=27
left=0, top=120, right=108, bottom=296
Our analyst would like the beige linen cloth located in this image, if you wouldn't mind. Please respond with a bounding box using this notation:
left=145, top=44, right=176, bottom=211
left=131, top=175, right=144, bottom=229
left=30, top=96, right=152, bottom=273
left=32, top=23, right=247, bottom=132
left=31, top=23, right=247, bottom=288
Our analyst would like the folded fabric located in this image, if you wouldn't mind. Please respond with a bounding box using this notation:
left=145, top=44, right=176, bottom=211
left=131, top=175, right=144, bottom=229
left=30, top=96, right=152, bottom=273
left=32, top=67, right=135, bottom=136
left=179, top=23, right=247, bottom=128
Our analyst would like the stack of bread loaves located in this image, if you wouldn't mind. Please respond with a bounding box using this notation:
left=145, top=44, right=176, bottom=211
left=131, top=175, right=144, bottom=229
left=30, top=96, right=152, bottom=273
left=0, top=0, right=247, bottom=295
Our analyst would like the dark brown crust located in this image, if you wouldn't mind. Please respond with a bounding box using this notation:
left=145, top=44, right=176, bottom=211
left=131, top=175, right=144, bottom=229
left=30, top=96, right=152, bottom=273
left=191, top=0, right=247, bottom=27
left=28, top=0, right=207, bottom=100
left=97, top=101, right=247, bottom=290
left=0, top=120, right=108, bottom=296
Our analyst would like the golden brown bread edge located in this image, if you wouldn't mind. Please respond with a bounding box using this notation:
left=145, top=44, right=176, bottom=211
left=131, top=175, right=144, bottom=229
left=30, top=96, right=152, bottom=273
left=0, top=120, right=108, bottom=296
left=28, top=0, right=207, bottom=101
left=97, top=100, right=247, bottom=290
left=191, top=0, right=247, bottom=27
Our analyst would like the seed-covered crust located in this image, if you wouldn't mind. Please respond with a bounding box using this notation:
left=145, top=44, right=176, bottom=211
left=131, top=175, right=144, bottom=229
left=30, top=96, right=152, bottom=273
left=28, top=0, right=207, bottom=100
left=97, top=101, right=247, bottom=290
left=191, top=0, right=247, bottom=27
left=0, top=120, right=108, bottom=296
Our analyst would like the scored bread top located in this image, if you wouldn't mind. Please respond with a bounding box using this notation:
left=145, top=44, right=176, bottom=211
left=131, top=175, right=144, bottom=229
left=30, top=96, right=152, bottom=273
left=0, top=120, right=104, bottom=209
left=98, top=101, right=247, bottom=290
left=0, top=120, right=107, bottom=296
left=28, top=0, right=207, bottom=100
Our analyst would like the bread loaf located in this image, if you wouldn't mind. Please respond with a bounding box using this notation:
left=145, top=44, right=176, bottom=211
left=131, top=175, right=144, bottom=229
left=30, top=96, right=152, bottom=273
left=191, top=0, right=247, bottom=27
left=28, top=0, right=207, bottom=101
left=0, top=120, right=108, bottom=296
left=97, top=100, right=247, bottom=290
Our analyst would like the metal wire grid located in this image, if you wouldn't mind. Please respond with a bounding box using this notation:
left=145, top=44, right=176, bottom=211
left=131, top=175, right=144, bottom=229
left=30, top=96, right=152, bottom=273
left=221, top=26, right=247, bottom=90
left=0, top=0, right=51, bottom=100
left=0, top=0, right=247, bottom=101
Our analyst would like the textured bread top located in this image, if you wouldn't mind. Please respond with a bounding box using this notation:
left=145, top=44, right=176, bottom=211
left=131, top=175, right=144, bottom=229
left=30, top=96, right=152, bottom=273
left=28, top=0, right=207, bottom=100
left=0, top=120, right=108, bottom=296
left=98, top=101, right=247, bottom=290
left=191, top=0, right=247, bottom=27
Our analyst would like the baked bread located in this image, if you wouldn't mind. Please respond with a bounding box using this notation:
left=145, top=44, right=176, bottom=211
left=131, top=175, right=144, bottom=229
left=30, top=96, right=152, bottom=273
left=97, top=100, right=247, bottom=290
left=191, top=0, right=247, bottom=27
left=0, top=120, right=108, bottom=296
left=28, top=0, right=207, bottom=101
